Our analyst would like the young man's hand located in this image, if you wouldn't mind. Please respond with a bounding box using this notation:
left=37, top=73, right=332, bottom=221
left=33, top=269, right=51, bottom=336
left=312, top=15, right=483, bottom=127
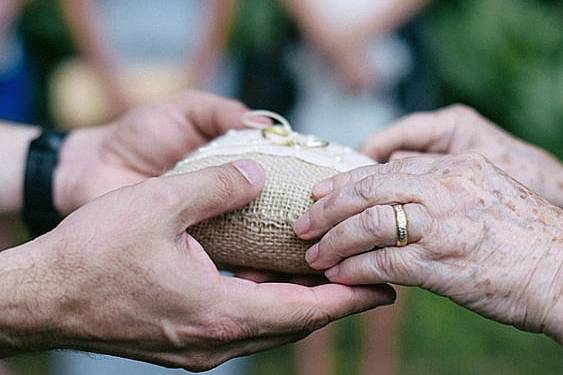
left=55, top=91, right=250, bottom=214
left=0, top=160, right=395, bottom=371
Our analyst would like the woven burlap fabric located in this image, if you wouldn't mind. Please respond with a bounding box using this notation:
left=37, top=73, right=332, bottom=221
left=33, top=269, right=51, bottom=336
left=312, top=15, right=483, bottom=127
left=168, top=153, right=338, bottom=274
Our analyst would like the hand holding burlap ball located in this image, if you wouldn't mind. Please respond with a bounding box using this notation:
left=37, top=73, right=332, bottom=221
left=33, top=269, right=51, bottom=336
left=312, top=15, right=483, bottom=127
left=167, top=112, right=373, bottom=274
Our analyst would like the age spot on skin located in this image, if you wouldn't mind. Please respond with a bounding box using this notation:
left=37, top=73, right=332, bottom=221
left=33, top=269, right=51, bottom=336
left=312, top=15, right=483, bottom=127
left=475, top=278, right=492, bottom=289
left=506, top=202, right=516, bottom=212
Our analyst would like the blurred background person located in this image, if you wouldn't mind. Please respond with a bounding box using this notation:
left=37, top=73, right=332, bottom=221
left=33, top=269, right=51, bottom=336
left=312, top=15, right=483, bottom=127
left=282, top=0, right=428, bottom=149
left=280, top=1, right=428, bottom=375
left=55, top=0, right=238, bottom=128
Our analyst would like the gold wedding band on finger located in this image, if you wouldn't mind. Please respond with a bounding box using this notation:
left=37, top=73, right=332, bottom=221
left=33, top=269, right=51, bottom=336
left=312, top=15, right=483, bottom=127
left=392, top=205, right=409, bottom=247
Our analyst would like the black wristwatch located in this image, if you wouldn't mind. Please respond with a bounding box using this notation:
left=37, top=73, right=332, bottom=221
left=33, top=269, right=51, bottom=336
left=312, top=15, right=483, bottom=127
left=22, top=129, right=69, bottom=237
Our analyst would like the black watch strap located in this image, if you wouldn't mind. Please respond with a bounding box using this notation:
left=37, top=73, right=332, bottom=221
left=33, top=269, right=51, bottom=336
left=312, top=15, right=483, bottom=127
left=22, top=129, right=69, bottom=237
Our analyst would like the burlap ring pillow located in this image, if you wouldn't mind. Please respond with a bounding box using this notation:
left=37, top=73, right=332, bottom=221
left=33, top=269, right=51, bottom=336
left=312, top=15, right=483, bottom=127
left=167, top=111, right=374, bottom=274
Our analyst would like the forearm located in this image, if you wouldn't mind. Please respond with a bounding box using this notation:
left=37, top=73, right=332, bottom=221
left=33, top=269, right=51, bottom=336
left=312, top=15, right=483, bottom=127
left=0, top=123, right=39, bottom=214
left=0, top=237, right=60, bottom=357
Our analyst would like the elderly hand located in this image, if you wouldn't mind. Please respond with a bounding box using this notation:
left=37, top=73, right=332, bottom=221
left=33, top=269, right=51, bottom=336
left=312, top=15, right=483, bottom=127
left=294, top=153, right=563, bottom=343
left=54, top=90, right=249, bottom=215
left=0, top=160, right=395, bottom=370
left=362, top=105, right=563, bottom=207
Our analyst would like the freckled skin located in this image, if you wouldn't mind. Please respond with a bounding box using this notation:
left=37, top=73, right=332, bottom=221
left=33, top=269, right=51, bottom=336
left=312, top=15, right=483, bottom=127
left=303, top=153, right=563, bottom=344
left=362, top=105, right=563, bottom=209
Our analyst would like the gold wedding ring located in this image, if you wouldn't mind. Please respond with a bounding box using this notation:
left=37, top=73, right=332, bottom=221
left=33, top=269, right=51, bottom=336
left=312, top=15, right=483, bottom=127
left=392, top=205, right=408, bottom=247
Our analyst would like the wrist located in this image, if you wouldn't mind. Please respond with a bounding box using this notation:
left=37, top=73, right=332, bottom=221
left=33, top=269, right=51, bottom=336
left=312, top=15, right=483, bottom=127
left=0, top=124, right=39, bottom=214
left=54, top=127, right=106, bottom=215
left=0, top=236, right=63, bottom=356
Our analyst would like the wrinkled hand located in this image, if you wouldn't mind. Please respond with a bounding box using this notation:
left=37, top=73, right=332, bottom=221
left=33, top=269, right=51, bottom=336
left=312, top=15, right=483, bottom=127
left=4, top=160, right=394, bottom=371
left=295, top=153, right=563, bottom=343
left=54, top=90, right=249, bottom=214
left=362, top=105, right=563, bottom=207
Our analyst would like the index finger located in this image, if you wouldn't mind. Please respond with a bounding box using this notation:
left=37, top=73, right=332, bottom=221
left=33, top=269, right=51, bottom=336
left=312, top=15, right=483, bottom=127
left=360, top=110, right=456, bottom=161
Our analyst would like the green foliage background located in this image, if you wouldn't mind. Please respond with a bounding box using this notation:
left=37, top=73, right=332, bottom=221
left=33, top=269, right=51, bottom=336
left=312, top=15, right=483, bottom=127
left=424, top=0, right=563, bottom=158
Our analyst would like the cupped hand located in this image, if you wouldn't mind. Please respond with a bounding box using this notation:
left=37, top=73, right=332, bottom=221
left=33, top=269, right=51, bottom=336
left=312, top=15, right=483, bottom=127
left=361, top=105, right=563, bottom=207
left=54, top=90, right=249, bottom=215
left=295, top=153, right=563, bottom=343
left=19, top=160, right=394, bottom=371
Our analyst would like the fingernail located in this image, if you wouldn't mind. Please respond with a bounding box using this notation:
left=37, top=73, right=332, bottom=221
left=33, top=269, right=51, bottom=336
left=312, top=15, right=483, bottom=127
left=305, top=244, right=319, bottom=264
left=325, top=265, right=339, bottom=279
left=313, top=179, right=333, bottom=198
left=294, top=213, right=311, bottom=236
left=233, top=160, right=263, bottom=185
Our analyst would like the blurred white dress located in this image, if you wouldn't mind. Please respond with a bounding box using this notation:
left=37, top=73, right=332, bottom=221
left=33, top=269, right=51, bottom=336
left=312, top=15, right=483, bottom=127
left=289, top=0, right=412, bottom=149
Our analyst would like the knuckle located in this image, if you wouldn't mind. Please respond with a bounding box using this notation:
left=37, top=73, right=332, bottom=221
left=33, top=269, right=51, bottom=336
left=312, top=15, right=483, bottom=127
left=297, top=305, right=325, bottom=332
left=457, top=152, right=491, bottom=169
left=439, top=152, right=491, bottom=177
left=383, top=158, right=408, bottom=174
left=365, top=251, right=396, bottom=279
left=322, top=189, right=346, bottom=215
left=359, top=207, right=384, bottom=240
left=318, top=231, right=345, bottom=261
left=354, top=177, right=377, bottom=203
left=211, top=167, right=238, bottom=199
left=301, top=292, right=330, bottom=330
left=285, top=291, right=329, bottom=333
left=206, top=316, right=241, bottom=345
left=444, top=103, right=476, bottom=118
left=332, top=172, right=352, bottom=189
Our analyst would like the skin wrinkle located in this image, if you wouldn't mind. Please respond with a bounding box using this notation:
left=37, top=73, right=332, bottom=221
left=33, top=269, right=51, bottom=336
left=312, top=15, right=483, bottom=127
left=305, top=150, right=563, bottom=342
left=338, top=105, right=563, bottom=341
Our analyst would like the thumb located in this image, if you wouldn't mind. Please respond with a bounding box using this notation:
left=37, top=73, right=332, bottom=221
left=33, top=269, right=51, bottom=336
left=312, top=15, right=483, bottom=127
left=157, top=160, right=265, bottom=232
